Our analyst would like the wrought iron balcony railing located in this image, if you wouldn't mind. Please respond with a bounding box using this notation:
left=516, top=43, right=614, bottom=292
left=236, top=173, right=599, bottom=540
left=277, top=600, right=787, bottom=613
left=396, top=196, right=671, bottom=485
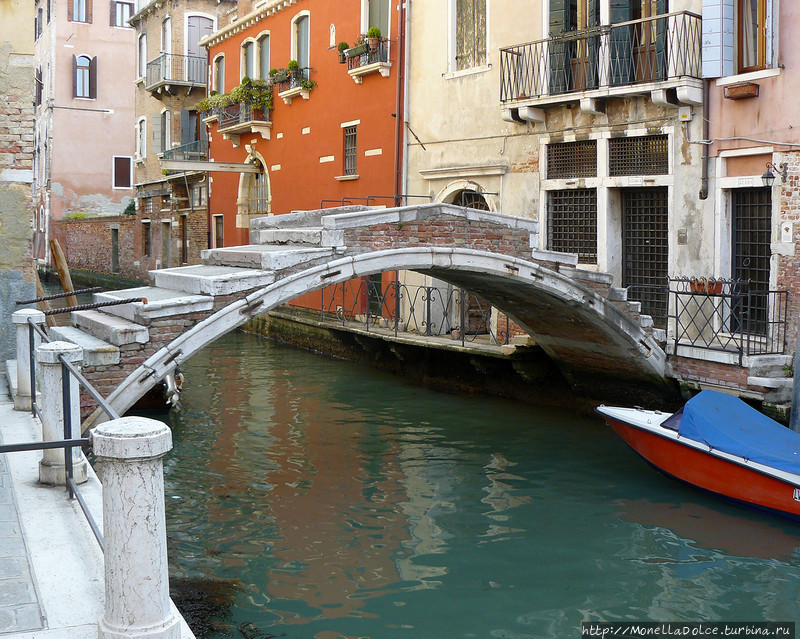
left=667, top=278, right=788, bottom=364
left=275, top=67, right=313, bottom=93
left=500, top=11, right=701, bottom=103
left=145, top=53, right=207, bottom=91
left=346, top=39, right=389, bottom=71
left=216, top=102, right=271, bottom=131
left=160, top=139, right=207, bottom=161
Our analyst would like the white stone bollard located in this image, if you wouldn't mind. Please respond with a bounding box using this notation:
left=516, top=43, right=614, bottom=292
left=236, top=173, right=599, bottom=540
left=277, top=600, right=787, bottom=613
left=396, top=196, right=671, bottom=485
left=12, top=309, right=46, bottom=410
left=35, top=341, right=89, bottom=485
left=93, top=416, right=180, bottom=639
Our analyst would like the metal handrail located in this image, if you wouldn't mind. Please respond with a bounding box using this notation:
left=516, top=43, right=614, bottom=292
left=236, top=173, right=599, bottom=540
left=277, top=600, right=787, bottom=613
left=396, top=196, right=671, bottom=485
left=0, top=316, right=116, bottom=550
left=161, top=139, right=208, bottom=161
left=319, top=194, right=434, bottom=208
left=319, top=279, right=510, bottom=347
left=16, top=287, right=102, bottom=304
left=499, top=10, right=701, bottom=103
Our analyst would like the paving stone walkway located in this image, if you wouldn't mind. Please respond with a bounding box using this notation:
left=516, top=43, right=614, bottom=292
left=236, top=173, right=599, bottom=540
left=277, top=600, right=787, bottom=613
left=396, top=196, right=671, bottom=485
left=0, top=426, right=44, bottom=635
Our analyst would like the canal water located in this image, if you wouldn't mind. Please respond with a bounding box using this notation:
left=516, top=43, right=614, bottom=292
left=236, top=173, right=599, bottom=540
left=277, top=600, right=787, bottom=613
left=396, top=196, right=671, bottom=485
left=157, top=331, right=800, bottom=638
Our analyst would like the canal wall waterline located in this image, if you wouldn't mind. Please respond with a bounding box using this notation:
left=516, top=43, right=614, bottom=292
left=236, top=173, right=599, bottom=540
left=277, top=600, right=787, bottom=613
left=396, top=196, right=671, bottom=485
left=243, top=306, right=682, bottom=416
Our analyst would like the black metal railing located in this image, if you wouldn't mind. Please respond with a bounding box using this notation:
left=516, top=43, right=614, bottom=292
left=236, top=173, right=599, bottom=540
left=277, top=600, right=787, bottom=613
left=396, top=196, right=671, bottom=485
left=161, top=139, right=208, bottom=161
left=319, top=278, right=510, bottom=347
left=346, top=39, right=389, bottom=71
left=500, top=11, right=701, bottom=102
left=668, top=278, right=788, bottom=365
left=276, top=67, right=313, bottom=93
left=217, top=102, right=271, bottom=130
left=145, top=53, right=207, bottom=90
left=318, top=194, right=434, bottom=208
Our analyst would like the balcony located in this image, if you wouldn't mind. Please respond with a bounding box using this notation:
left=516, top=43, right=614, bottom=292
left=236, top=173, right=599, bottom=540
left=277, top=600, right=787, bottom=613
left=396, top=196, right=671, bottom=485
left=499, top=11, right=702, bottom=118
left=345, top=40, right=391, bottom=84
left=276, top=67, right=315, bottom=104
left=161, top=140, right=207, bottom=162
left=145, top=53, right=207, bottom=93
left=214, top=102, right=271, bottom=145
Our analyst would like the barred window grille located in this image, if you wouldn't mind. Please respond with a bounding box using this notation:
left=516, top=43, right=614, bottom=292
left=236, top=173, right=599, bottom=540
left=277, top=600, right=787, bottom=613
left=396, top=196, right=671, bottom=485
left=547, top=141, right=597, bottom=179
left=609, top=135, right=669, bottom=176
left=547, top=189, right=597, bottom=264
left=344, top=125, right=357, bottom=176
left=142, top=222, right=151, bottom=257
left=249, top=171, right=269, bottom=214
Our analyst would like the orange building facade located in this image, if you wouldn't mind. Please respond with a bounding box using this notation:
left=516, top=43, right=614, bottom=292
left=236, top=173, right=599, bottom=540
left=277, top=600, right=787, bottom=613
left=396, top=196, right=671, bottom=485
left=201, top=0, right=404, bottom=251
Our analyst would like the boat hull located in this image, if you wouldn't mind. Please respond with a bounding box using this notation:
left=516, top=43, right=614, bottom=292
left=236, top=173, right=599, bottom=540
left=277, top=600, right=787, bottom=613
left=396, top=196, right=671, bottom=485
left=604, top=414, right=800, bottom=522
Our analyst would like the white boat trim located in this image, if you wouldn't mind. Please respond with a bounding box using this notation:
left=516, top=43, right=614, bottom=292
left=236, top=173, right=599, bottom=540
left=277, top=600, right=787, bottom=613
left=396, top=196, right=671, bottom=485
left=596, top=405, right=800, bottom=488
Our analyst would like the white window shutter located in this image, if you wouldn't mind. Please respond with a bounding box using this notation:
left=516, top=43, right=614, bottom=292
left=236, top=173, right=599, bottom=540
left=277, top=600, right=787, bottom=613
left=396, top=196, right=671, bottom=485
left=702, top=0, right=734, bottom=78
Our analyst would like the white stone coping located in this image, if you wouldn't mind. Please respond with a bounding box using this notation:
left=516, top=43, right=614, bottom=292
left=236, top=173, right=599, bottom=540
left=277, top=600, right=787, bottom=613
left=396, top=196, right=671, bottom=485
left=93, top=416, right=173, bottom=460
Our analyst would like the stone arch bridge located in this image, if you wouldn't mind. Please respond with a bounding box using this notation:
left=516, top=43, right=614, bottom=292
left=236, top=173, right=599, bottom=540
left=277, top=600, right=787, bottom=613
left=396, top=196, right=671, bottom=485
left=49, top=204, right=672, bottom=426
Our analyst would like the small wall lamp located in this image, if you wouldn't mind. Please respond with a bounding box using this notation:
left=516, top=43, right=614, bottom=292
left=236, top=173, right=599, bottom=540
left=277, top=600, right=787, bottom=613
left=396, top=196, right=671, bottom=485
left=762, top=162, right=788, bottom=188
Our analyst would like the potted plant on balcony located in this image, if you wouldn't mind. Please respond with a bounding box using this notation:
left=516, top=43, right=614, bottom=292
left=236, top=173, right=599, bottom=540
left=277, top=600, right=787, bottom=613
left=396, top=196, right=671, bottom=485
left=287, top=59, right=300, bottom=80
left=268, top=67, right=290, bottom=85
left=337, top=41, right=349, bottom=64
left=366, top=26, right=381, bottom=53
left=689, top=277, right=724, bottom=295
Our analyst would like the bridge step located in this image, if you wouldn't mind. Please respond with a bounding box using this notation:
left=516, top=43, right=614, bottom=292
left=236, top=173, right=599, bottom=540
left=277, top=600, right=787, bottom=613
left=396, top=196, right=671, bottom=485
left=202, top=245, right=338, bottom=271
left=94, top=287, right=214, bottom=322
left=748, top=354, right=794, bottom=378
left=150, top=265, right=276, bottom=296
left=250, top=227, right=325, bottom=245
left=72, top=310, right=149, bottom=346
left=49, top=325, right=120, bottom=366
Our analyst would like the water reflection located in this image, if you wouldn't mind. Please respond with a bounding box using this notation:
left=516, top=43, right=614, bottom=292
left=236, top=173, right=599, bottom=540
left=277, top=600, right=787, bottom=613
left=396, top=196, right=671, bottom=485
left=161, top=332, right=800, bottom=638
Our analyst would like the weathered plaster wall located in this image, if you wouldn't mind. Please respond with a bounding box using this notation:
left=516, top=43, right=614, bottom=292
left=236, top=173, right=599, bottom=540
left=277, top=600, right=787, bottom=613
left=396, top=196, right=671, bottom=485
left=0, top=1, right=35, bottom=361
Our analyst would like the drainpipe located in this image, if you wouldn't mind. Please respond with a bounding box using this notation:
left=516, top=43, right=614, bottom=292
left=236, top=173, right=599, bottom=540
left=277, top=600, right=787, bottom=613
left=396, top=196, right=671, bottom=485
left=401, top=0, right=412, bottom=204
left=393, top=0, right=407, bottom=206
left=699, top=79, right=710, bottom=200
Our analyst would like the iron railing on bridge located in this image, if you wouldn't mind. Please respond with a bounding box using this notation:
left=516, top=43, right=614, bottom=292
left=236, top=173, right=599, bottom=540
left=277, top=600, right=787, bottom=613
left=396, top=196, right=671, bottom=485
left=319, top=278, right=510, bottom=347
left=500, top=11, right=701, bottom=103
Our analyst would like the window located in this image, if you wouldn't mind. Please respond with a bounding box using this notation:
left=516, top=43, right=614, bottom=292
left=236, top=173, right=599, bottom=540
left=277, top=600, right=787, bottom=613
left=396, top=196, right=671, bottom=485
left=161, top=221, right=171, bottom=267
left=36, top=8, right=43, bottom=39
left=161, top=17, right=171, bottom=54
left=293, top=14, right=310, bottom=73
left=213, top=55, right=225, bottom=93
left=547, top=189, right=598, bottom=264
left=258, top=35, right=270, bottom=80
left=738, top=0, right=767, bottom=72
left=35, top=68, right=43, bottom=107
left=191, top=184, right=207, bottom=207
left=136, top=117, right=146, bottom=159
left=454, top=0, right=486, bottom=71
left=242, top=40, right=255, bottom=79
left=111, top=1, right=133, bottom=27
left=180, top=215, right=188, bottom=264
left=213, top=214, right=224, bottom=248
left=142, top=221, right=151, bottom=257
left=152, top=110, right=170, bottom=156
left=547, top=141, right=597, bottom=179
left=113, top=156, right=132, bottom=188
left=364, top=0, right=390, bottom=36
left=68, top=0, right=91, bottom=23
left=138, top=34, right=147, bottom=78
left=343, top=125, right=357, bottom=176
left=111, top=227, right=120, bottom=273
left=73, top=55, right=96, bottom=99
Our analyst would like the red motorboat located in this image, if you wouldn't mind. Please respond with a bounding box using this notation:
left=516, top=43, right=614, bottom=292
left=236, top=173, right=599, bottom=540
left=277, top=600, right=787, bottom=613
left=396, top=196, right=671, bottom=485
left=596, top=390, right=800, bottom=522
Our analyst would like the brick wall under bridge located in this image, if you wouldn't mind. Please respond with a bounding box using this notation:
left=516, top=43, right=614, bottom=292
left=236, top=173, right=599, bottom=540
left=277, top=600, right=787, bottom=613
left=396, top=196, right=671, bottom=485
left=67, top=203, right=711, bottom=425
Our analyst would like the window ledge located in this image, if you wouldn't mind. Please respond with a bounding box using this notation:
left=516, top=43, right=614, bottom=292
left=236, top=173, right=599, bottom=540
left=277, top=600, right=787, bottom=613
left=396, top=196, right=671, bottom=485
left=715, top=68, right=781, bottom=86
left=348, top=61, right=391, bottom=84
left=278, top=86, right=310, bottom=105
left=334, top=174, right=359, bottom=181
left=443, top=64, right=492, bottom=81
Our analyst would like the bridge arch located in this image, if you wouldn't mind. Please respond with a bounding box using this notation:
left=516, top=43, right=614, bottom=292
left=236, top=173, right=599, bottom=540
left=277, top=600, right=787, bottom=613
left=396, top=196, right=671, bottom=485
left=101, top=247, right=670, bottom=420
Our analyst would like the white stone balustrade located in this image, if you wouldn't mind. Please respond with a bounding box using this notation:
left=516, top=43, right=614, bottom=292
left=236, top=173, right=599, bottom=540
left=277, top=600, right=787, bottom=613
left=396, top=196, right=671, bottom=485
left=12, top=308, right=45, bottom=410
left=35, top=340, right=89, bottom=485
left=93, top=416, right=180, bottom=639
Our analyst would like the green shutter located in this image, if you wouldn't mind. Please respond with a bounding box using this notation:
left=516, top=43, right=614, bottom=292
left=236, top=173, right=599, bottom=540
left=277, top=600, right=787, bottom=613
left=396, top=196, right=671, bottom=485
left=609, top=0, right=633, bottom=85
left=549, top=0, right=570, bottom=93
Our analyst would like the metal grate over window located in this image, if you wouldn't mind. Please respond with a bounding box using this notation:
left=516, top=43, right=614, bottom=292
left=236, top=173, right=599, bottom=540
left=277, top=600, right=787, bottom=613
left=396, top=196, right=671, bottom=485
left=622, top=187, right=669, bottom=327
left=343, top=125, right=357, bottom=176
left=609, top=135, right=668, bottom=176
left=732, top=188, right=772, bottom=335
left=547, top=189, right=597, bottom=264
left=547, top=141, right=597, bottom=179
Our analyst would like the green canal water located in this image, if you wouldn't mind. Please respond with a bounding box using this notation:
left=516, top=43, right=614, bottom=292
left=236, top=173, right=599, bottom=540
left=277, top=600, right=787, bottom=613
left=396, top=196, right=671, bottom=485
left=157, top=331, right=800, bottom=638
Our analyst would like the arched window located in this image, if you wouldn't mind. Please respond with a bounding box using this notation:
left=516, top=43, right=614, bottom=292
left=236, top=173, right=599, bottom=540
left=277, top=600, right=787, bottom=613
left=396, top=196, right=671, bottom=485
left=161, top=17, right=171, bottom=54
left=250, top=167, right=270, bottom=214
left=73, top=55, right=96, bottom=98
left=138, top=33, right=147, bottom=78
left=242, top=40, right=255, bottom=79
left=213, top=54, right=225, bottom=93
left=452, top=189, right=490, bottom=210
left=257, top=34, right=270, bottom=80
left=292, top=14, right=310, bottom=72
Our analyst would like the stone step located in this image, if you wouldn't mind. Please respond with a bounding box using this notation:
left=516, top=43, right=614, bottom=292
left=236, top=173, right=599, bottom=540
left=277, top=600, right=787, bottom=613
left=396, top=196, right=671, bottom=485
left=202, top=244, right=339, bottom=271
left=49, top=325, right=120, bottom=366
left=150, top=265, right=276, bottom=296
left=251, top=227, right=324, bottom=245
left=559, top=266, right=613, bottom=296
left=747, top=375, right=793, bottom=391
left=72, top=309, right=149, bottom=346
left=93, top=287, right=214, bottom=322
left=747, top=354, right=794, bottom=378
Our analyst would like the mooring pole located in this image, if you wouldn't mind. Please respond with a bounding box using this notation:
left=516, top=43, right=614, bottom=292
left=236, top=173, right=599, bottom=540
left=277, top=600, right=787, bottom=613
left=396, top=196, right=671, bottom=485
left=789, top=331, right=800, bottom=432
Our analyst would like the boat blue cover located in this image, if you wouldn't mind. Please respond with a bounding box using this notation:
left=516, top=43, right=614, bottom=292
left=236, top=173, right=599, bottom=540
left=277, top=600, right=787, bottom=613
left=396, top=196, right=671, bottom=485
left=678, top=390, right=800, bottom=474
